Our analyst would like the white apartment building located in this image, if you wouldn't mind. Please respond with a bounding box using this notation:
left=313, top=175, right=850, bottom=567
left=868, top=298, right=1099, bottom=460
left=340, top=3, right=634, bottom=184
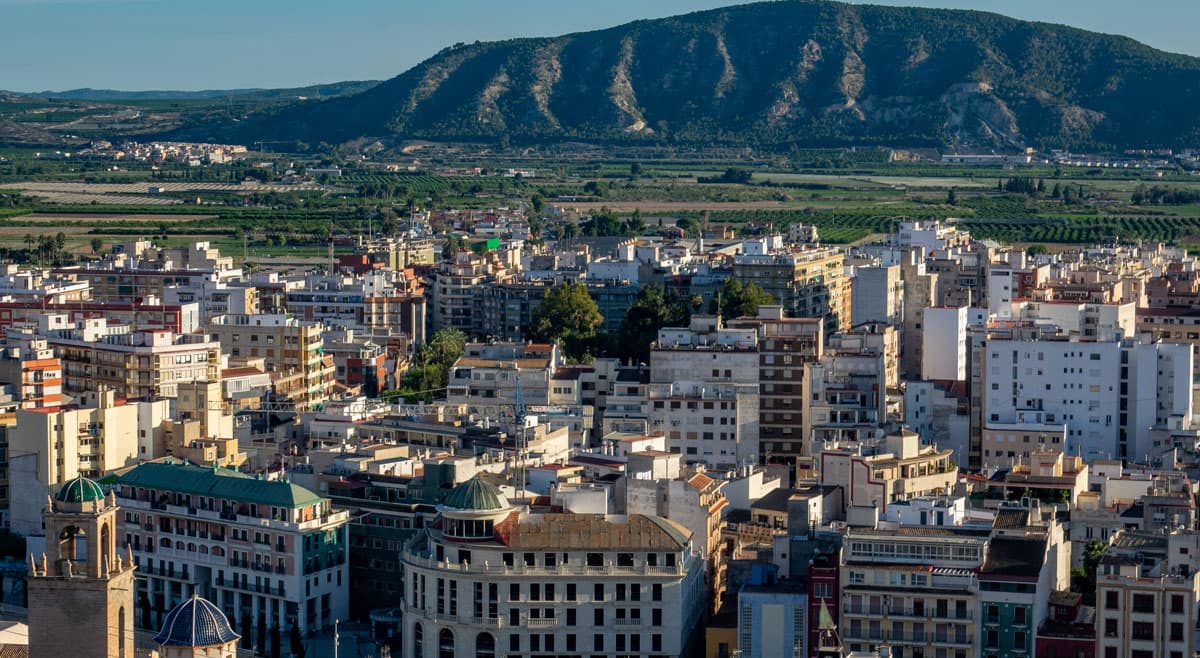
left=646, top=380, right=759, bottom=468
left=650, top=316, right=759, bottom=386
left=921, top=306, right=968, bottom=381
left=980, top=332, right=1193, bottom=462
left=852, top=265, right=902, bottom=326
left=401, top=478, right=705, bottom=658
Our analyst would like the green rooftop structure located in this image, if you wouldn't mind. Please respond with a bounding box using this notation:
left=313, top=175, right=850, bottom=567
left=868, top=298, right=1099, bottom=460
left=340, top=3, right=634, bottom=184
left=117, top=460, right=323, bottom=509
left=56, top=475, right=106, bottom=504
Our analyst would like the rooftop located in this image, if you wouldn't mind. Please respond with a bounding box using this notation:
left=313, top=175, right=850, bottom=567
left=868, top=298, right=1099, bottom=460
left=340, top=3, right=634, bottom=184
left=493, top=513, right=691, bottom=551
left=119, top=461, right=324, bottom=509
left=980, top=537, right=1047, bottom=579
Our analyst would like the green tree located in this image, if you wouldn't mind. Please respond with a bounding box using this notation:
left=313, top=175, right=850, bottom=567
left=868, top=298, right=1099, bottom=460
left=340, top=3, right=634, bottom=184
left=90, top=237, right=104, bottom=255
left=530, top=282, right=604, bottom=363
left=712, top=277, right=776, bottom=318
left=1074, top=539, right=1109, bottom=606
left=946, top=188, right=957, bottom=205
left=616, top=285, right=689, bottom=363
left=1026, top=244, right=1048, bottom=257
left=630, top=162, right=643, bottom=178
left=421, top=328, right=467, bottom=369
left=529, top=193, right=545, bottom=216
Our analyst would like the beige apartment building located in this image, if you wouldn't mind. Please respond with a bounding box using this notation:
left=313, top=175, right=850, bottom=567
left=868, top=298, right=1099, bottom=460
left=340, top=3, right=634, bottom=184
left=208, top=314, right=335, bottom=411
left=732, top=245, right=849, bottom=337
left=47, top=317, right=220, bottom=400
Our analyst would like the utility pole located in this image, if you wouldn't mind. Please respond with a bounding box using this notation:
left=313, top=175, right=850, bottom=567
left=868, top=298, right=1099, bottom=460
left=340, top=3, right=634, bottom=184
left=333, top=618, right=339, bottom=658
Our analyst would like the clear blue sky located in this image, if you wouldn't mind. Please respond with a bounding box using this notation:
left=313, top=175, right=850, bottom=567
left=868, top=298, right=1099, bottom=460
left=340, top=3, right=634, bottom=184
left=3, top=0, right=1198, bottom=92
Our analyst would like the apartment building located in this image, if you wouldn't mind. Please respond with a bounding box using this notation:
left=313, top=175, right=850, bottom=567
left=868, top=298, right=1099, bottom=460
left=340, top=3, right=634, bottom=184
left=117, top=460, right=350, bottom=636
left=285, top=271, right=425, bottom=344
left=0, top=298, right=199, bottom=333
left=646, top=380, right=759, bottom=468
left=401, top=478, right=705, bottom=658
left=625, top=451, right=729, bottom=611
left=0, top=329, right=62, bottom=409
left=208, top=314, right=335, bottom=411
left=8, top=388, right=140, bottom=535
left=429, top=252, right=512, bottom=334
left=818, top=431, right=958, bottom=510
left=975, top=324, right=1193, bottom=462
left=841, top=525, right=985, bottom=657
left=446, top=342, right=561, bottom=410
left=802, top=327, right=896, bottom=457
left=731, top=244, right=849, bottom=336
left=728, top=307, right=824, bottom=467
left=1095, top=533, right=1200, bottom=658
left=852, top=264, right=902, bottom=326
left=48, top=317, right=220, bottom=400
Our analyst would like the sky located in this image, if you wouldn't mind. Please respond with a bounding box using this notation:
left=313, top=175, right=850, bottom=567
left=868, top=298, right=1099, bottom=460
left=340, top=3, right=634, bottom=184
left=2, top=0, right=1199, bottom=92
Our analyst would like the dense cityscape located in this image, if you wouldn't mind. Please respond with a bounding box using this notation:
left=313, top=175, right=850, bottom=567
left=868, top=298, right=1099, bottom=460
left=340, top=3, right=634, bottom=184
left=4, top=2, right=1200, bottom=658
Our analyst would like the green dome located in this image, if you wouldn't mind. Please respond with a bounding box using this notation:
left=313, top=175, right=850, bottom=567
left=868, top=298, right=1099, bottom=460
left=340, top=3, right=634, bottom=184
left=56, top=476, right=106, bottom=503
left=442, top=478, right=508, bottom=512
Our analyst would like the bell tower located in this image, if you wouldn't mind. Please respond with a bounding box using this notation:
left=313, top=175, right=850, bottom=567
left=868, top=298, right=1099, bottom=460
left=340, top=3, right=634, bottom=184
left=27, top=476, right=136, bottom=658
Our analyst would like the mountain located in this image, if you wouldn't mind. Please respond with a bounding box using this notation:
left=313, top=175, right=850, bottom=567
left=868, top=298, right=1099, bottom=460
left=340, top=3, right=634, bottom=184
left=12, top=81, right=381, bottom=102
left=179, top=1, right=1200, bottom=150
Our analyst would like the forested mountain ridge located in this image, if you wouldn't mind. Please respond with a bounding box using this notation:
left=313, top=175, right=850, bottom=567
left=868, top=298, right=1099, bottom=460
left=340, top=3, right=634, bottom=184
left=178, top=1, right=1200, bottom=150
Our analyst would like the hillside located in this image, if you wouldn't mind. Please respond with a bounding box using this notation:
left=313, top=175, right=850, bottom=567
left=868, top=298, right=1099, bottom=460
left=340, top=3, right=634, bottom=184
left=18, top=81, right=381, bottom=102
left=178, top=1, right=1200, bottom=150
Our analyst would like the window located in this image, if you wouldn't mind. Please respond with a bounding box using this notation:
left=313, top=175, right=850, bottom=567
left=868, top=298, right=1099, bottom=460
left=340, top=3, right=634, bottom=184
left=1171, top=622, right=1184, bottom=642
left=1131, top=621, right=1154, bottom=641
left=567, top=583, right=576, bottom=601
left=1132, top=594, right=1155, bottom=613
left=593, top=634, right=604, bottom=651
left=1105, top=591, right=1119, bottom=610
left=594, top=609, right=604, bottom=626
left=1014, top=607, right=1026, bottom=625
left=1104, top=618, right=1117, bottom=637
left=567, top=609, right=576, bottom=626
left=652, top=608, right=662, bottom=626
left=1172, top=594, right=1185, bottom=614
left=652, top=584, right=662, bottom=601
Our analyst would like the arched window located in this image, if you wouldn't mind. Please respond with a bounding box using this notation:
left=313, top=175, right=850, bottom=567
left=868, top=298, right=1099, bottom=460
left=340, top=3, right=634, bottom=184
left=199, top=545, right=209, bottom=555
left=438, top=629, right=454, bottom=658
left=412, top=623, right=423, bottom=658
left=475, top=632, right=495, bottom=658
left=175, top=541, right=184, bottom=550
left=212, top=546, right=225, bottom=557
left=187, top=543, right=196, bottom=552
left=100, top=523, right=112, bottom=570
left=160, top=537, right=171, bottom=548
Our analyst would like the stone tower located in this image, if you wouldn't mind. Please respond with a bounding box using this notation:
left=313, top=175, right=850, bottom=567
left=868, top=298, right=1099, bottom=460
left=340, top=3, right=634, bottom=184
left=27, top=475, right=136, bottom=658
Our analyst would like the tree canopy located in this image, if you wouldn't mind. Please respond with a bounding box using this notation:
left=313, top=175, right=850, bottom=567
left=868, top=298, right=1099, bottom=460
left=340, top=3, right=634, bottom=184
left=615, top=285, right=690, bottom=363
left=530, top=282, right=604, bottom=363
left=384, top=328, right=466, bottom=403
left=711, top=277, right=776, bottom=319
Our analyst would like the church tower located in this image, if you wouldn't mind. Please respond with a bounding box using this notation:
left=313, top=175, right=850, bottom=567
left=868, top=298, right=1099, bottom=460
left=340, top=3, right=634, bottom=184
left=27, top=475, right=136, bottom=658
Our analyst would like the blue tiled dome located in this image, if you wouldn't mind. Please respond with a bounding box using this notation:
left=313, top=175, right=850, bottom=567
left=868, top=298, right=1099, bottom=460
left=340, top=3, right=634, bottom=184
left=442, top=478, right=508, bottom=512
left=55, top=476, right=105, bottom=503
left=154, top=595, right=240, bottom=647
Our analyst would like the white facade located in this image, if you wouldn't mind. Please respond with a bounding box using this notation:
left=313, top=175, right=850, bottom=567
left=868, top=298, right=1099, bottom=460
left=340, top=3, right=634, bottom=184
left=851, top=265, right=902, bottom=326
left=402, top=503, right=705, bottom=658
left=921, top=306, right=969, bottom=381
left=646, top=381, right=759, bottom=467
left=981, top=336, right=1193, bottom=462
